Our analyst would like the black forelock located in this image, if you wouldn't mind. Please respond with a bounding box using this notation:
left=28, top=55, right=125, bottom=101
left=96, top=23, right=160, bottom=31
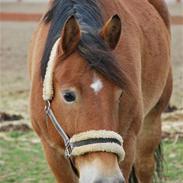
left=78, top=33, right=128, bottom=89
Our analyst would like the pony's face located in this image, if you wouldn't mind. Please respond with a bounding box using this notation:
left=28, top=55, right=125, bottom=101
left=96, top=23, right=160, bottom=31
left=53, top=53, right=124, bottom=182
left=50, top=15, right=125, bottom=182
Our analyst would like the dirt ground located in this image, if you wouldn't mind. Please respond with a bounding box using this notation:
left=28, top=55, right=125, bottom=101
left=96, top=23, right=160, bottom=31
left=0, top=2, right=183, bottom=137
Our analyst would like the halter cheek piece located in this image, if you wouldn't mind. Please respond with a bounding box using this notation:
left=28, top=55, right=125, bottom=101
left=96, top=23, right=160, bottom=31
left=43, top=38, right=125, bottom=177
left=45, top=101, right=79, bottom=176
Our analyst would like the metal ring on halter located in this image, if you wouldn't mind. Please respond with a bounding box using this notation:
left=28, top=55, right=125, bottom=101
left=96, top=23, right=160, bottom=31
left=65, top=141, right=73, bottom=158
left=45, top=100, right=51, bottom=113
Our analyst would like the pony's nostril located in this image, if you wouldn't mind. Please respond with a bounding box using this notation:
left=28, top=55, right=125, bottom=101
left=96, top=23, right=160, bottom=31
left=119, top=178, right=125, bottom=183
left=93, top=180, right=102, bottom=183
left=94, top=177, right=125, bottom=183
left=119, top=176, right=126, bottom=183
left=116, top=177, right=125, bottom=183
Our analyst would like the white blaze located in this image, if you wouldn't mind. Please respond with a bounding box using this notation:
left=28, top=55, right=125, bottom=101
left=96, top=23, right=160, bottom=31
left=90, top=75, right=103, bottom=94
left=79, top=160, right=100, bottom=183
left=79, top=157, right=124, bottom=183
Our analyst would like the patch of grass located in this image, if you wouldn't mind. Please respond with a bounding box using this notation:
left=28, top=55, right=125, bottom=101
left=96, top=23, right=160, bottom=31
left=0, top=131, right=182, bottom=183
left=163, top=139, right=183, bottom=182
left=0, top=131, right=54, bottom=183
left=9, top=131, right=25, bottom=138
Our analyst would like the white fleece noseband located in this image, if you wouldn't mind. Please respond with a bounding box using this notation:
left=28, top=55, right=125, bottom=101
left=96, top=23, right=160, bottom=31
left=70, top=130, right=125, bottom=162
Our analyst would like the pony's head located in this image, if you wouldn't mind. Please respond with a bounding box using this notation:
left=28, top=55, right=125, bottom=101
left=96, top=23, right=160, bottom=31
left=43, top=15, right=127, bottom=182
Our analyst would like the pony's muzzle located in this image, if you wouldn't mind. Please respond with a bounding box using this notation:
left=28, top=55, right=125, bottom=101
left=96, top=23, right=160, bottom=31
left=77, top=151, right=125, bottom=183
left=71, top=130, right=125, bottom=182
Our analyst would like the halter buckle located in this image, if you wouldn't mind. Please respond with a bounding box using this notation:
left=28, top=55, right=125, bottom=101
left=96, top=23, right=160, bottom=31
left=65, top=141, right=73, bottom=158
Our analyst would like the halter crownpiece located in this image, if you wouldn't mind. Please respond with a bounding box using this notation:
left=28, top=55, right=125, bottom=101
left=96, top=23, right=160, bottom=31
left=43, top=38, right=61, bottom=101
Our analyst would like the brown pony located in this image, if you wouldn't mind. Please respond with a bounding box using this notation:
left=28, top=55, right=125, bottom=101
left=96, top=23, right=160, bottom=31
left=28, top=0, right=172, bottom=182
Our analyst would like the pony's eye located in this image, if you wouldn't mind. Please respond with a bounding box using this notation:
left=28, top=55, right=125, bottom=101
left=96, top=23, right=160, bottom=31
left=62, top=91, right=76, bottom=103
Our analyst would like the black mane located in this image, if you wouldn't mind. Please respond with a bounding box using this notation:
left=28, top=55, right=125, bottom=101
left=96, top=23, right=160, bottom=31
left=41, top=0, right=129, bottom=90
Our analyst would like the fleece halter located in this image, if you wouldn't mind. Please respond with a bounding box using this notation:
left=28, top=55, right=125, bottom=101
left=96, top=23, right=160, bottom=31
left=43, top=38, right=125, bottom=176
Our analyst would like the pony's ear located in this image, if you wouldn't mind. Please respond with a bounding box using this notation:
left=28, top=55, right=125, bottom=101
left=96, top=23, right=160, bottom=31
left=100, top=15, right=121, bottom=50
left=60, top=16, right=80, bottom=55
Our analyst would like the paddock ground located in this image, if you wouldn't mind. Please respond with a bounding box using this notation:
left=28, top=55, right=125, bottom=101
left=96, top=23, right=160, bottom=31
left=0, top=2, right=183, bottom=183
